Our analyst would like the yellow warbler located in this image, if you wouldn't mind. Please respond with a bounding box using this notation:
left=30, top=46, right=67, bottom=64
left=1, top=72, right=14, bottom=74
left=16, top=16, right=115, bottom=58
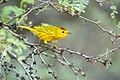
left=19, top=26, right=70, bottom=44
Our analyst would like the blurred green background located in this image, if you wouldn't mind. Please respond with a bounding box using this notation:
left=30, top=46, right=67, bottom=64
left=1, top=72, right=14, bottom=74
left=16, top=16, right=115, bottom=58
left=0, top=0, right=120, bottom=80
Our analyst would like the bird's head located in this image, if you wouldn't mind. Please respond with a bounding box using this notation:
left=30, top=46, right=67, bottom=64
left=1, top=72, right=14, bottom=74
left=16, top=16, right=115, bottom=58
left=58, top=27, right=71, bottom=38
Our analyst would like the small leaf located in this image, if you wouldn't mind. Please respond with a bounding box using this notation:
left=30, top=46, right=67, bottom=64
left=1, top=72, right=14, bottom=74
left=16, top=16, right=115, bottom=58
left=110, top=12, right=114, bottom=16
left=113, top=10, right=118, bottom=14
left=96, top=0, right=105, bottom=3
left=18, top=56, right=25, bottom=60
left=18, top=42, right=27, bottom=50
left=111, top=15, right=115, bottom=19
left=6, top=38, right=14, bottom=43
left=0, top=28, right=27, bottom=55
left=73, top=0, right=89, bottom=13
left=110, top=6, right=117, bottom=10
left=2, top=50, right=8, bottom=56
left=20, top=0, right=35, bottom=8
left=58, top=0, right=89, bottom=15
left=117, top=21, right=120, bottom=29
left=41, top=23, right=53, bottom=26
left=110, top=4, right=118, bottom=20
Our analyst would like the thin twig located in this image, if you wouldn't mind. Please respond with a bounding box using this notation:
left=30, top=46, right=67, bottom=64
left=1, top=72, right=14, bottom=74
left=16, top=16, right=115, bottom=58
left=2, top=25, right=114, bottom=67
left=48, top=2, right=116, bottom=38
left=17, top=0, right=51, bottom=24
left=1, top=62, right=21, bottom=80
left=99, top=46, right=120, bottom=57
left=38, top=54, right=59, bottom=80
left=6, top=51, right=33, bottom=80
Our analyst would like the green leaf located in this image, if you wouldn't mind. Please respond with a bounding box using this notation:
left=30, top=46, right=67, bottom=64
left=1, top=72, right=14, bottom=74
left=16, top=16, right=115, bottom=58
left=20, top=0, right=35, bottom=8
left=1, top=5, right=25, bottom=23
left=0, top=29, right=27, bottom=55
left=18, top=56, right=25, bottom=60
left=2, top=50, right=8, bottom=56
left=110, top=6, right=117, bottom=10
left=58, top=0, right=89, bottom=15
left=73, top=0, right=89, bottom=13
left=111, top=15, right=115, bottom=19
left=41, top=23, right=53, bottom=26
left=113, top=10, right=118, bottom=14
left=110, top=4, right=118, bottom=20
left=117, top=21, right=120, bottom=29
left=58, top=0, right=70, bottom=7
left=110, top=12, right=114, bottom=16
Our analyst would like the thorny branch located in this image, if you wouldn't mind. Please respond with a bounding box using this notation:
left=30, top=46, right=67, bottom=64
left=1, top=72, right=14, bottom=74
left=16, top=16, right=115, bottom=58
left=1, top=0, right=120, bottom=80
left=38, top=54, right=59, bottom=80
left=6, top=51, right=34, bottom=80
left=1, top=61, right=22, bottom=80
left=48, top=2, right=116, bottom=38
left=1, top=22, right=119, bottom=79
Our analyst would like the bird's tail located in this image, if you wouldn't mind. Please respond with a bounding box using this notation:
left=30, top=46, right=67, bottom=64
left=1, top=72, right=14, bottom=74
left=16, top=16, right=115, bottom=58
left=19, top=26, right=37, bottom=33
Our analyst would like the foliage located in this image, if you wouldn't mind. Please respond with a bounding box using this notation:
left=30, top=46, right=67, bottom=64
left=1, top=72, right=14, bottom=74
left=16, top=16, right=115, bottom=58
left=0, top=29, right=27, bottom=61
left=41, top=23, right=53, bottom=26
left=0, top=0, right=35, bottom=62
left=58, top=0, right=89, bottom=15
left=110, top=5, right=118, bottom=20
left=0, top=0, right=120, bottom=80
left=109, top=2, right=120, bottom=30
left=20, top=0, right=35, bottom=8
left=1, top=6, right=25, bottom=23
left=117, top=21, right=120, bottom=29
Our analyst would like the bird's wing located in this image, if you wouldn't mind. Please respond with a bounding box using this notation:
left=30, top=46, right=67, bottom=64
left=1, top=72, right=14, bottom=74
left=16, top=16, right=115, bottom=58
left=33, top=26, right=56, bottom=36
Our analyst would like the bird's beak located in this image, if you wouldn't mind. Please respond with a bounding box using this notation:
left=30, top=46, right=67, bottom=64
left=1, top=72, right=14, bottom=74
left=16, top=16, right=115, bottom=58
left=67, top=32, right=72, bottom=34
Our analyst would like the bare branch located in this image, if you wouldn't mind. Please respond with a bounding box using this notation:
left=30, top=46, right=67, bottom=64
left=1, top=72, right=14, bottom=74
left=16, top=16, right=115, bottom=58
left=48, top=2, right=116, bottom=38
left=6, top=51, right=34, bottom=80
left=38, top=54, right=59, bottom=80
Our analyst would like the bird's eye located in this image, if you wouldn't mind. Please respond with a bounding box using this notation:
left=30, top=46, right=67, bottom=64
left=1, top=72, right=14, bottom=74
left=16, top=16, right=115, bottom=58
left=62, top=31, right=64, bottom=33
